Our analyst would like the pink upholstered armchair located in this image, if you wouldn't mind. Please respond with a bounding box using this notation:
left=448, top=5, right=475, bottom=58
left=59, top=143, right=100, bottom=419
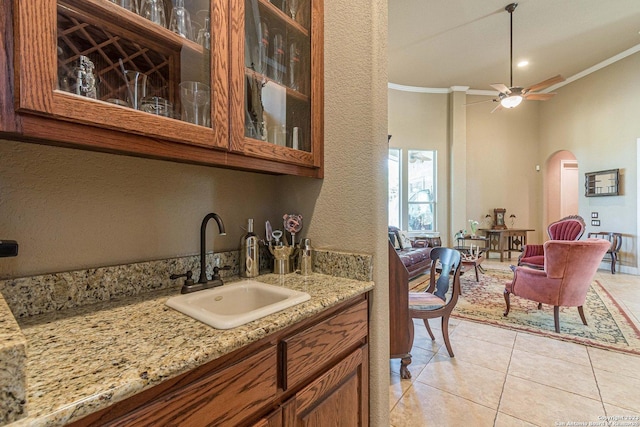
left=518, top=215, right=586, bottom=269
left=504, top=239, right=611, bottom=333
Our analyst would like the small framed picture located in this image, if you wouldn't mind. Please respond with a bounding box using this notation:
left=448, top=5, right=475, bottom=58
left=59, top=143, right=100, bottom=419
left=591, top=212, right=598, bottom=219
left=591, top=219, right=600, bottom=226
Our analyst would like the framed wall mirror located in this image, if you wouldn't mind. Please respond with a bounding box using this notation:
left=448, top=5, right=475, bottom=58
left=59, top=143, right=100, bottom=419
left=585, top=169, right=619, bottom=197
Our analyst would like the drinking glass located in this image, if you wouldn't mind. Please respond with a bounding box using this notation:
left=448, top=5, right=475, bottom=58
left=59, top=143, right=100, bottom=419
left=288, top=0, right=298, bottom=20
left=180, top=81, right=210, bottom=126
left=196, top=16, right=211, bottom=49
left=271, top=29, right=285, bottom=83
left=169, top=0, right=193, bottom=40
left=123, top=70, right=148, bottom=110
left=110, top=0, right=138, bottom=13
left=288, top=37, right=300, bottom=90
left=257, top=17, right=270, bottom=74
left=139, top=0, right=167, bottom=28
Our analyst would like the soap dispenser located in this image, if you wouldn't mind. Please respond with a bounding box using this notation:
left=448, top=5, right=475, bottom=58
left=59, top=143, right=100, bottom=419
left=240, top=219, right=260, bottom=277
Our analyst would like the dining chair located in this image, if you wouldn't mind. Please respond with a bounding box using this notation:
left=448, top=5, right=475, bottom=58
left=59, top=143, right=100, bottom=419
left=401, top=247, right=462, bottom=378
left=587, top=231, right=622, bottom=274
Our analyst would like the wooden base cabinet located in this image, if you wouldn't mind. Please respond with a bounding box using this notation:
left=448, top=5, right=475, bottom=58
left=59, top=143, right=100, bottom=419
left=70, top=294, right=368, bottom=427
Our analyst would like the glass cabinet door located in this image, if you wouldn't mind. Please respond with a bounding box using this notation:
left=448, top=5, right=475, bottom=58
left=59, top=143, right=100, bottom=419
left=230, top=0, right=323, bottom=170
left=15, top=0, right=228, bottom=149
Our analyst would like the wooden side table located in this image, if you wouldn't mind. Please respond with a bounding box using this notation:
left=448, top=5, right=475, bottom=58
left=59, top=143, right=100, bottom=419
left=479, top=228, right=534, bottom=262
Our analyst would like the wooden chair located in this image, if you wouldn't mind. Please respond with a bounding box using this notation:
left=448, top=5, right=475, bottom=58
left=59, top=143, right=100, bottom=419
left=587, top=232, right=622, bottom=274
left=401, top=247, right=462, bottom=378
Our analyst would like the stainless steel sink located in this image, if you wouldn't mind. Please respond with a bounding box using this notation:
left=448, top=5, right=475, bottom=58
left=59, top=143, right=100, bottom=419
left=166, top=280, right=311, bottom=329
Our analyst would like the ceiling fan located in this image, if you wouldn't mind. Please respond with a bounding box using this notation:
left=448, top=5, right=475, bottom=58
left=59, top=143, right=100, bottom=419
left=488, top=3, right=565, bottom=112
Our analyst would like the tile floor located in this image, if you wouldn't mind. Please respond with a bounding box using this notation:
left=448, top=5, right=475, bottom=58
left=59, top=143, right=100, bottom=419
left=390, top=259, right=640, bottom=427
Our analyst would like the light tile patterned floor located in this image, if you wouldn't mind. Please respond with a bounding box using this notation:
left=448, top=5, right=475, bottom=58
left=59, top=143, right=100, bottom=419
left=390, top=260, right=640, bottom=427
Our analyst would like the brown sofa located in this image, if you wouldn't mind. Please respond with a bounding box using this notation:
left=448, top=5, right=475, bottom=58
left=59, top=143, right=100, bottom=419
left=388, top=227, right=437, bottom=280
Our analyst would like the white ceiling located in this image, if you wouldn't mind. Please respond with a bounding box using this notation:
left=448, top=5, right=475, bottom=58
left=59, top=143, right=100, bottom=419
left=388, top=0, right=640, bottom=91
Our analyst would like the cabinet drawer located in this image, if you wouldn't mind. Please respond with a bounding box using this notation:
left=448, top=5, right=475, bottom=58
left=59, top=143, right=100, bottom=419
left=110, top=346, right=277, bottom=427
left=281, top=300, right=368, bottom=390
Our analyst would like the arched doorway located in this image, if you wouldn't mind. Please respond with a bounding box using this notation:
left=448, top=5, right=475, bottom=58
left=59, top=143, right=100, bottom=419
left=544, top=151, right=579, bottom=228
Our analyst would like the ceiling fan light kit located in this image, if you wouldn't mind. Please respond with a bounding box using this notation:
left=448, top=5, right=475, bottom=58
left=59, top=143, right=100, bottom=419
left=485, top=2, right=565, bottom=112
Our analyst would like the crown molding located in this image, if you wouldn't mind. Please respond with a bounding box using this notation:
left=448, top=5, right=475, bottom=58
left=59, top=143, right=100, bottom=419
left=388, top=43, right=640, bottom=95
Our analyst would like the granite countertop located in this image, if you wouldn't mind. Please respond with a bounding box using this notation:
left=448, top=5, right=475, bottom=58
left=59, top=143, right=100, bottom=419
left=9, top=273, right=374, bottom=427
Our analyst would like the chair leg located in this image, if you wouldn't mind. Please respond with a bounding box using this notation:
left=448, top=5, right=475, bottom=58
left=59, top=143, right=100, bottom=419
left=423, top=318, right=436, bottom=340
left=611, top=253, right=617, bottom=274
left=503, top=290, right=511, bottom=316
left=554, top=306, right=560, bottom=333
left=441, top=315, right=454, bottom=357
left=578, top=306, right=588, bottom=326
left=400, top=320, right=414, bottom=379
left=400, top=356, right=412, bottom=380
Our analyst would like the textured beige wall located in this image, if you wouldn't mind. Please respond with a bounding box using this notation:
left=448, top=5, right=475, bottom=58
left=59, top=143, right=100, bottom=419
left=0, top=140, right=281, bottom=277
left=466, top=95, right=543, bottom=242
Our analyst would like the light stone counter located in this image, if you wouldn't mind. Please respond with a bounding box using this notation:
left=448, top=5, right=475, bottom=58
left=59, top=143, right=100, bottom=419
left=8, top=273, right=373, bottom=426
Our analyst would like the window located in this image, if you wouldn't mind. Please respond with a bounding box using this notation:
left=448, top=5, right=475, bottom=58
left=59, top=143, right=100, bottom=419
left=388, top=149, right=437, bottom=233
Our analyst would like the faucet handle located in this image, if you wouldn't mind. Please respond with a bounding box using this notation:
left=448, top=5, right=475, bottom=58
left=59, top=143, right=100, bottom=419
left=170, top=270, right=195, bottom=286
left=212, top=265, right=231, bottom=281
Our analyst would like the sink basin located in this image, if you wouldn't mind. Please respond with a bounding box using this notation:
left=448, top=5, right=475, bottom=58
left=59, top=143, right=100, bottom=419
left=166, top=280, right=311, bottom=329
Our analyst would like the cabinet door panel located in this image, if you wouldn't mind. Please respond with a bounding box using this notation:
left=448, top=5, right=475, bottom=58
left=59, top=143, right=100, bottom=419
left=229, top=0, right=323, bottom=173
left=285, top=346, right=367, bottom=427
left=281, top=300, right=367, bottom=390
left=14, top=0, right=228, bottom=149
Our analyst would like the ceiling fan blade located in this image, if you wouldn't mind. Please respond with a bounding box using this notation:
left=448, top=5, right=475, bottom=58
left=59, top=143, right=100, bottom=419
left=524, top=75, right=565, bottom=94
left=490, top=83, right=510, bottom=94
left=464, top=98, right=497, bottom=106
left=523, top=92, right=556, bottom=101
left=490, top=103, right=503, bottom=114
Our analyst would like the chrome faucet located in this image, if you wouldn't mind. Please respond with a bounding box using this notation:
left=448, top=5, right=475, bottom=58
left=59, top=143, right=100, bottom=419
left=198, top=212, right=226, bottom=285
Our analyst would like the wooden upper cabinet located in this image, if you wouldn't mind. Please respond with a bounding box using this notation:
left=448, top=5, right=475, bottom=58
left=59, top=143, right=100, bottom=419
left=229, top=0, right=323, bottom=175
left=13, top=0, right=229, bottom=150
left=7, top=0, right=322, bottom=176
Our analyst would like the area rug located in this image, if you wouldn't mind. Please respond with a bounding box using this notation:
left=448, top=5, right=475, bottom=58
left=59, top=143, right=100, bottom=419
left=410, top=268, right=640, bottom=355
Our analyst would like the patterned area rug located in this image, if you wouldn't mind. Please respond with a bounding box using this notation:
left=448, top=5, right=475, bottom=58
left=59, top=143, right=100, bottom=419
left=410, top=268, right=640, bottom=355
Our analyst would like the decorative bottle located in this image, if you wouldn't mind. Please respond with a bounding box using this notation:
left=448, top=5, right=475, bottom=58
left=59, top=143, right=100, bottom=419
left=298, top=238, right=312, bottom=276
left=240, top=219, right=260, bottom=277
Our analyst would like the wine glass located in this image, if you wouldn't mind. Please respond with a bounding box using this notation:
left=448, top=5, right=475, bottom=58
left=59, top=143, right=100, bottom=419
left=139, top=0, right=167, bottom=28
left=169, top=0, right=193, bottom=40
left=196, top=15, right=211, bottom=49
left=288, top=0, right=298, bottom=20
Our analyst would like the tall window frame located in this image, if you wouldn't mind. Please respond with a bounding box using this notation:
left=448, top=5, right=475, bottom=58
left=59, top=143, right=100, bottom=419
left=388, top=148, right=437, bottom=234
